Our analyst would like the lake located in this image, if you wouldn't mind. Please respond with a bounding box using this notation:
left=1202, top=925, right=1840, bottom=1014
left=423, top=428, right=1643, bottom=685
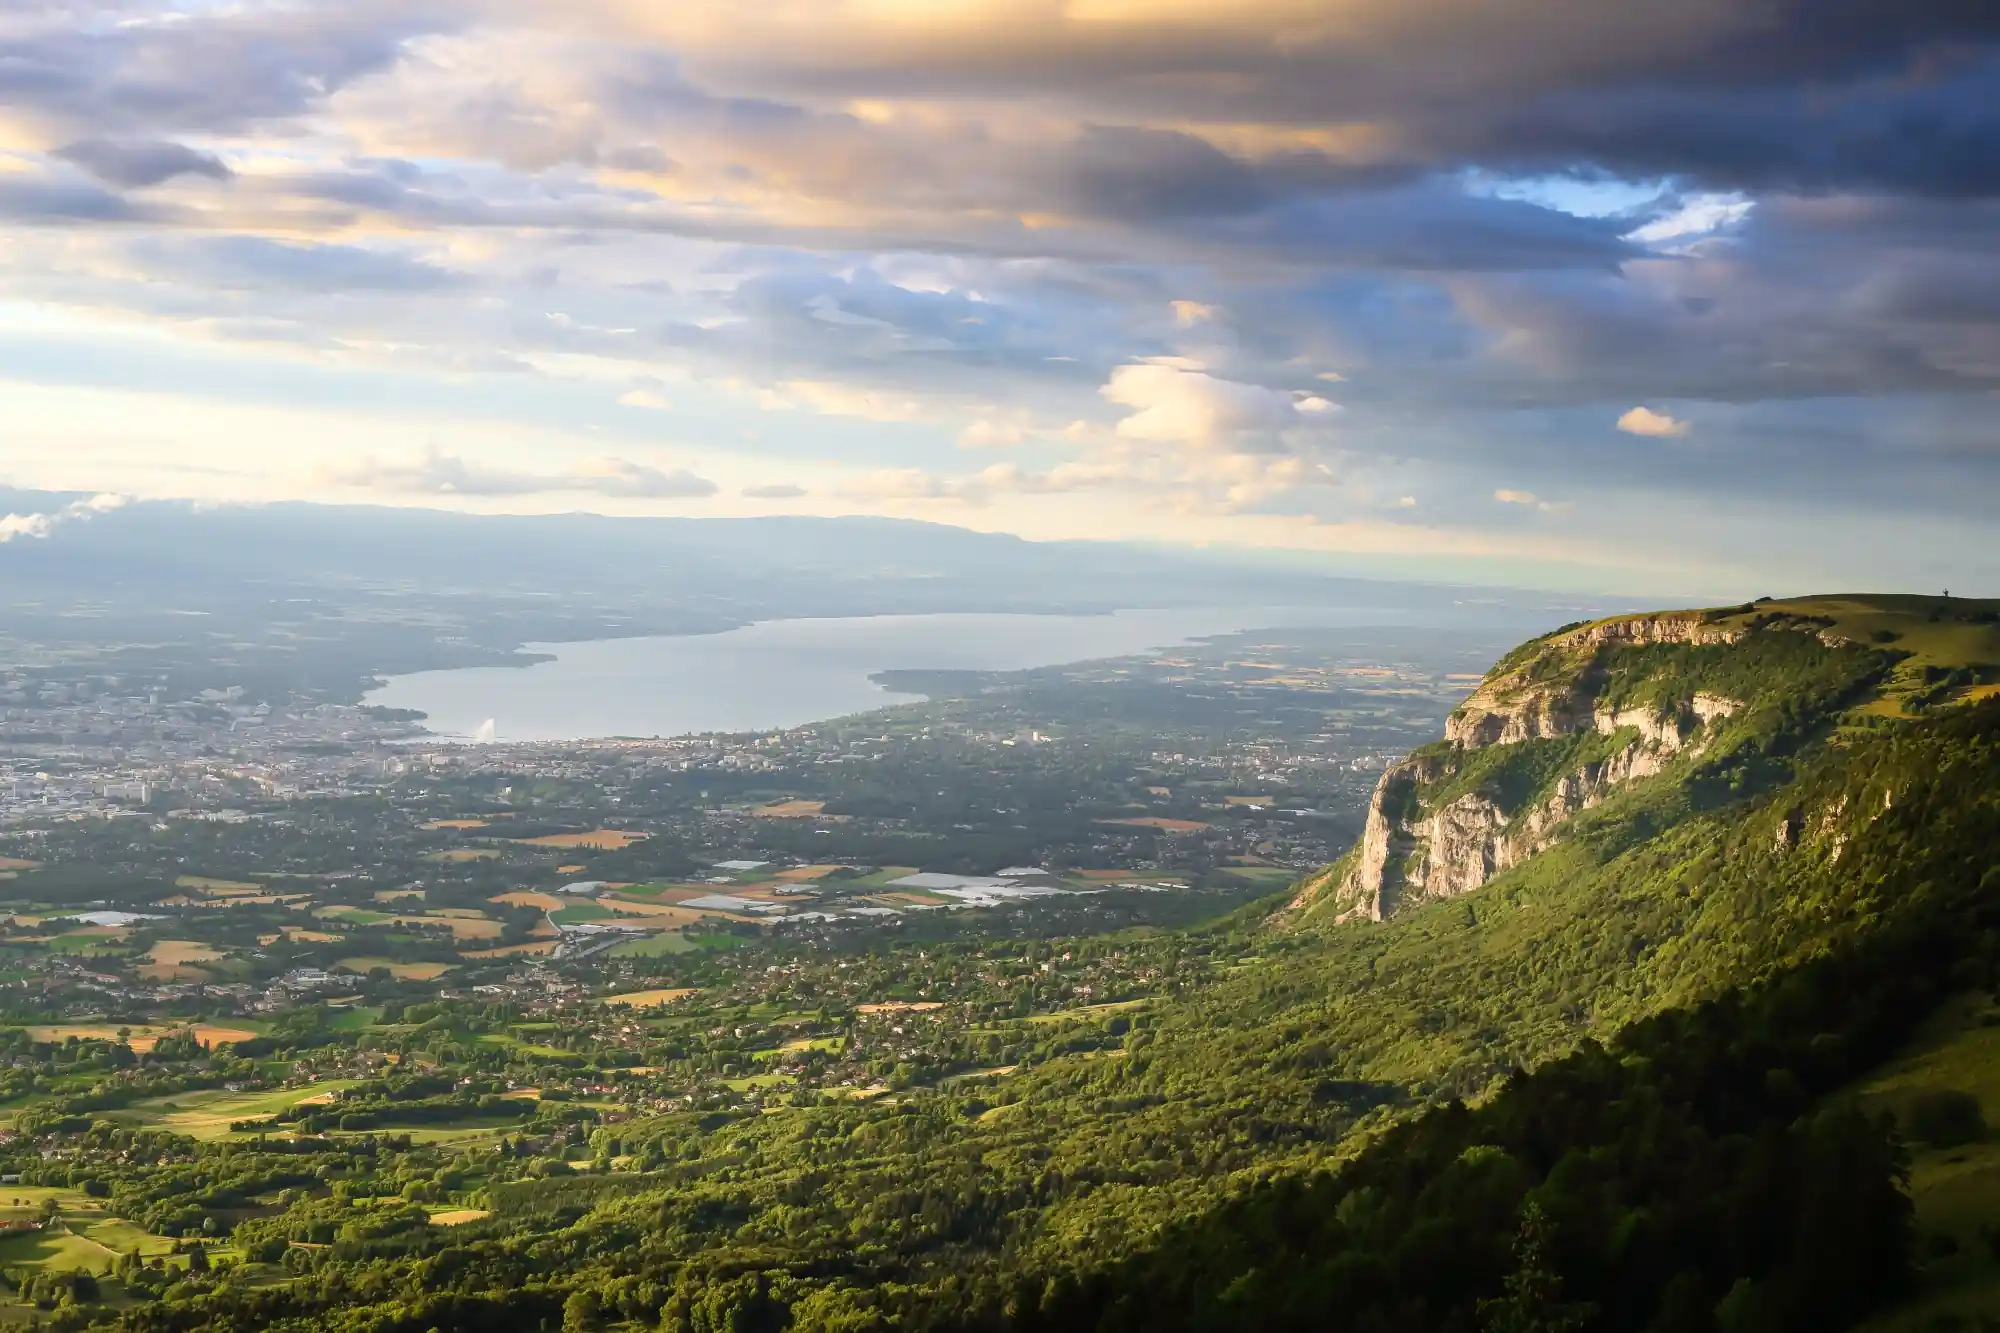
left=363, top=606, right=1420, bottom=743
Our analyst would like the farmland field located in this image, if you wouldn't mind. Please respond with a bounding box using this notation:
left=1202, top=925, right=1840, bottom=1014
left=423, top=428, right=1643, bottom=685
left=607, top=933, right=702, bottom=957
left=315, top=906, right=392, bottom=924
left=461, top=940, right=558, bottom=958
left=146, top=940, right=223, bottom=964
left=548, top=903, right=614, bottom=925
left=394, top=913, right=504, bottom=940
left=16, top=1022, right=257, bottom=1055
left=602, top=988, right=698, bottom=1009
left=0, top=1224, right=121, bottom=1273
left=603, top=895, right=733, bottom=917
left=844, top=866, right=922, bottom=888
left=429, top=1209, right=491, bottom=1226
left=137, top=940, right=226, bottom=981
left=491, top=891, right=567, bottom=910
left=337, top=958, right=456, bottom=981
left=114, top=1080, right=360, bottom=1139
left=174, top=876, right=262, bottom=893
left=514, top=830, right=649, bottom=850
left=773, top=864, right=842, bottom=881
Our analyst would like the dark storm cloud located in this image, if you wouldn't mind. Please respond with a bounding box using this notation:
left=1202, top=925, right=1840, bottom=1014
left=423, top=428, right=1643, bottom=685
left=1461, top=60, right=2000, bottom=198
left=1616, top=0, right=2000, bottom=88
left=1178, top=184, right=1639, bottom=273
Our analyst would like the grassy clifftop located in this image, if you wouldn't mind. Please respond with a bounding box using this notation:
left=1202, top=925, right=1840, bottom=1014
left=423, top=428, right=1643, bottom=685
left=1290, top=593, right=2000, bottom=926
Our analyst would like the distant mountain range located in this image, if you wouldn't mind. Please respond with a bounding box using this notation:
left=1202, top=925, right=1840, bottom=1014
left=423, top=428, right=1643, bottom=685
left=0, top=490, right=1620, bottom=629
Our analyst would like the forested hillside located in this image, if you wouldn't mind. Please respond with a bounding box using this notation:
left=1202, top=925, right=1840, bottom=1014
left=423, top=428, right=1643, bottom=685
left=21, top=595, right=2000, bottom=1333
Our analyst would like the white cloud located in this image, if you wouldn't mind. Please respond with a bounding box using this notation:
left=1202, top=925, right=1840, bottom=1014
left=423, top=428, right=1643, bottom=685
left=0, top=493, right=128, bottom=544
left=767, top=381, right=926, bottom=422
left=1101, top=362, right=1315, bottom=452
left=742, top=482, right=808, bottom=499
left=958, top=418, right=1030, bottom=448
left=328, top=449, right=716, bottom=499
left=845, top=468, right=968, bottom=502
left=573, top=457, right=719, bottom=498
left=1625, top=194, right=1754, bottom=248
left=1616, top=406, right=1691, bottom=437
left=618, top=388, right=673, bottom=410
left=1495, top=488, right=1571, bottom=513
left=1170, top=300, right=1217, bottom=327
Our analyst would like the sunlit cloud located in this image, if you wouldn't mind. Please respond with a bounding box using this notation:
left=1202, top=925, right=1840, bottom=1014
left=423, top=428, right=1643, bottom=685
left=1616, top=406, right=1690, bottom=438
left=0, top=0, right=1988, bottom=590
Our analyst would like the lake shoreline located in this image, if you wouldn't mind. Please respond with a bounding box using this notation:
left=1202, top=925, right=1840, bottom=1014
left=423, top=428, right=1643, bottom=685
left=362, top=607, right=1396, bottom=744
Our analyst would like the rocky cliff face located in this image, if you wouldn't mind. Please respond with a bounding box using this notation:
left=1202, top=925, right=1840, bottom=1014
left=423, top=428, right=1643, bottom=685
left=1314, top=614, right=1744, bottom=922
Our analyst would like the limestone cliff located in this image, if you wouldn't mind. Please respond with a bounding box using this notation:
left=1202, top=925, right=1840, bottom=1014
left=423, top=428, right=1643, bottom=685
left=1306, top=612, right=1745, bottom=922
left=1289, top=595, right=1993, bottom=926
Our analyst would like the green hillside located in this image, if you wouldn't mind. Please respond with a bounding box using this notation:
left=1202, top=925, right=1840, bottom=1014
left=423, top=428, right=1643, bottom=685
left=47, top=595, right=2000, bottom=1333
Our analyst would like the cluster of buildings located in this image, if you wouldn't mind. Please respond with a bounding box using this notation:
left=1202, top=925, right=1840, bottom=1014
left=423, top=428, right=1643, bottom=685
left=0, top=677, right=429, bottom=824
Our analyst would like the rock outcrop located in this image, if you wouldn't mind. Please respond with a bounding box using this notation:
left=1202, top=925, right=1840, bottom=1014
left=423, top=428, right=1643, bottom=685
left=1320, top=613, right=1745, bottom=922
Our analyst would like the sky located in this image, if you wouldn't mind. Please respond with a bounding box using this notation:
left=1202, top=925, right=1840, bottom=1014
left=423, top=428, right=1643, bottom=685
left=0, top=0, right=1996, bottom=597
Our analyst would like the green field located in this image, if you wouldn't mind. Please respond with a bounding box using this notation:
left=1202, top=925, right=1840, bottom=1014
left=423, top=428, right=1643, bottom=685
left=314, top=906, right=391, bottom=925
left=113, top=1080, right=361, bottom=1139
left=0, top=1189, right=179, bottom=1275
left=0, top=1187, right=103, bottom=1217
left=1710, top=596, right=2000, bottom=720
left=844, top=866, right=921, bottom=888
left=327, top=1120, right=521, bottom=1145
left=474, top=1033, right=572, bottom=1058
left=0, top=1226, right=119, bottom=1273
left=549, top=902, right=614, bottom=924
left=1024, top=999, right=1151, bottom=1025
left=752, top=1036, right=843, bottom=1062
left=608, top=933, right=698, bottom=957
left=43, top=932, right=130, bottom=957
left=74, top=1215, right=179, bottom=1258
left=1216, top=865, right=1299, bottom=888
left=322, top=1005, right=381, bottom=1031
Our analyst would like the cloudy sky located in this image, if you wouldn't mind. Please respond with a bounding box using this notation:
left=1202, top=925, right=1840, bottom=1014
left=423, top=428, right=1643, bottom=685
left=1, top=0, right=1996, bottom=594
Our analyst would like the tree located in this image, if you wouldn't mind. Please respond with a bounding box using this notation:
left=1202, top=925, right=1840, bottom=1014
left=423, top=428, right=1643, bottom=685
left=563, top=1288, right=602, bottom=1332
left=1479, top=1202, right=1594, bottom=1333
